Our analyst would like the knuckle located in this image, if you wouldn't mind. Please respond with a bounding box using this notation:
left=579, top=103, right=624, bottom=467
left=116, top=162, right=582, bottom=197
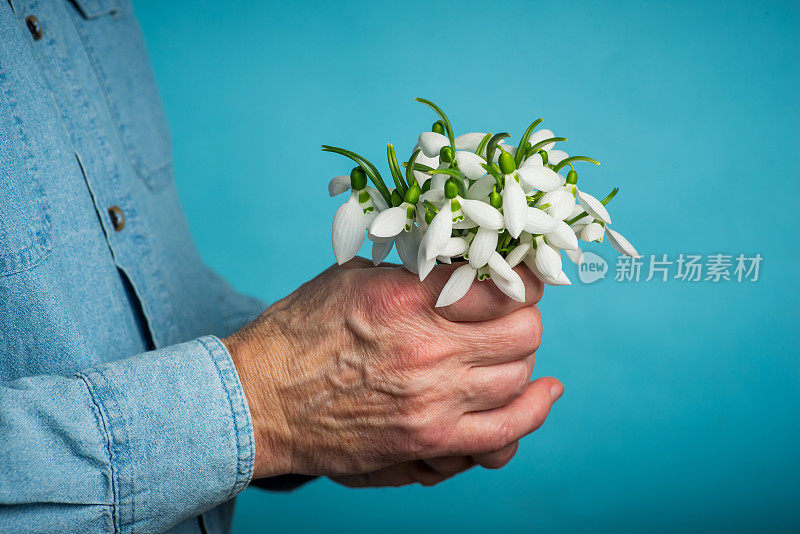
left=485, top=417, right=515, bottom=452
left=362, top=271, right=422, bottom=317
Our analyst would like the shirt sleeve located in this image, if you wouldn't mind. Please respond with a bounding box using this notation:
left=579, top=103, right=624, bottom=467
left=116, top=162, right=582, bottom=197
left=0, top=335, right=254, bottom=533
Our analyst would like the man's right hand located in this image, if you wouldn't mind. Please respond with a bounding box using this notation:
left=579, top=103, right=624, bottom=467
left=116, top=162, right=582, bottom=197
left=224, top=257, right=563, bottom=483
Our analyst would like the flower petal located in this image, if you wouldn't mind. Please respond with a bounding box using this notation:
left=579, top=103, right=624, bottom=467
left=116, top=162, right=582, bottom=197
left=417, top=243, right=436, bottom=281
left=528, top=129, right=556, bottom=151
left=581, top=222, right=605, bottom=243
left=468, top=227, right=499, bottom=269
left=366, top=187, right=389, bottom=212
left=524, top=254, right=571, bottom=286
left=487, top=251, right=517, bottom=281
left=328, top=175, right=350, bottom=197
left=371, top=238, right=393, bottom=265
left=547, top=149, right=569, bottom=165
left=467, top=175, right=495, bottom=200
left=459, top=198, right=504, bottom=230
left=423, top=201, right=452, bottom=261
left=455, top=151, right=487, bottom=180
left=565, top=247, right=584, bottom=265
left=605, top=227, right=641, bottom=258
left=533, top=239, right=563, bottom=280
left=420, top=188, right=445, bottom=205
left=517, top=165, right=562, bottom=193
left=396, top=227, right=422, bottom=272
left=440, top=236, right=469, bottom=258
left=524, top=207, right=558, bottom=234
left=418, top=131, right=450, bottom=158
left=331, top=191, right=366, bottom=264
left=369, top=206, right=407, bottom=238
left=577, top=190, right=611, bottom=224
left=454, top=132, right=489, bottom=152
left=436, top=264, right=477, bottom=307
left=413, top=151, right=440, bottom=184
left=546, top=220, right=580, bottom=250
left=502, top=177, right=527, bottom=238
left=505, top=242, right=531, bottom=268
left=490, top=265, right=525, bottom=302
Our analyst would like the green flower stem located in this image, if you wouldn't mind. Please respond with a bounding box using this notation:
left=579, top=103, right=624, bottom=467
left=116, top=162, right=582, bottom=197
left=515, top=119, right=543, bottom=166
left=475, top=133, right=492, bottom=156
left=415, top=98, right=456, bottom=149
left=552, top=155, right=600, bottom=173
left=525, top=137, right=567, bottom=159
left=402, top=162, right=435, bottom=173
left=321, top=145, right=392, bottom=203
left=485, top=133, right=510, bottom=166
left=406, top=149, right=422, bottom=187
left=429, top=168, right=468, bottom=197
left=481, top=162, right=505, bottom=189
left=387, top=143, right=408, bottom=196
left=564, top=187, right=619, bottom=225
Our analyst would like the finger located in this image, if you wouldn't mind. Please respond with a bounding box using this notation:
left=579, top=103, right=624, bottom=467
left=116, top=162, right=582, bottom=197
left=461, top=354, right=536, bottom=411
left=447, top=377, right=563, bottom=456
left=423, top=455, right=476, bottom=477
left=454, top=305, right=542, bottom=366
left=408, top=460, right=452, bottom=487
left=472, top=440, right=519, bottom=469
left=423, top=262, right=544, bottom=322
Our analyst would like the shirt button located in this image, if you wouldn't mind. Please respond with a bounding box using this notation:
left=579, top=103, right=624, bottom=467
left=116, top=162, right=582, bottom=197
left=25, top=15, right=43, bottom=41
left=108, top=206, right=126, bottom=231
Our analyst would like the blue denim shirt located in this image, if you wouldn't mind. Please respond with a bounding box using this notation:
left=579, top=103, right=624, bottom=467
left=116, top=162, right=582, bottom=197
left=0, top=1, right=276, bottom=531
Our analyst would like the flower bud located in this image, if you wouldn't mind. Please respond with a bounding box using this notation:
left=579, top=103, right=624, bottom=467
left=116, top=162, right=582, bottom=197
left=350, top=166, right=367, bottom=190
left=566, top=169, right=578, bottom=184
left=391, top=189, right=403, bottom=207
left=444, top=178, right=459, bottom=199
left=498, top=151, right=516, bottom=174
left=440, top=145, right=454, bottom=164
left=404, top=184, right=421, bottom=204
left=490, top=190, right=502, bottom=209
left=432, top=120, right=446, bottom=135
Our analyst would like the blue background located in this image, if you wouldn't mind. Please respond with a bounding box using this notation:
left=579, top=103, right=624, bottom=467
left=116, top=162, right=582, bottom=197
left=134, top=0, right=799, bottom=532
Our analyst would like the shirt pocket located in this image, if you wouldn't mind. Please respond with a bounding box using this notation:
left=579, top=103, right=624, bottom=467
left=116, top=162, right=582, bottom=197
left=71, top=0, right=174, bottom=192
left=0, top=69, right=52, bottom=277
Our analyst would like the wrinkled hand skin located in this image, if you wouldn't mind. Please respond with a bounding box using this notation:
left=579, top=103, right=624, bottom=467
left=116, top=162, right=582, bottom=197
left=224, top=257, right=563, bottom=488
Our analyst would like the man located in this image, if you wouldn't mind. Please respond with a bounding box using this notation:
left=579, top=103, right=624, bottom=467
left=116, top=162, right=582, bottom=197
left=0, top=1, right=562, bottom=532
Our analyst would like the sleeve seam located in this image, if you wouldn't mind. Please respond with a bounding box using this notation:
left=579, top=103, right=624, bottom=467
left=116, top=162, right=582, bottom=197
left=76, top=372, right=121, bottom=534
left=197, top=335, right=255, bottom=500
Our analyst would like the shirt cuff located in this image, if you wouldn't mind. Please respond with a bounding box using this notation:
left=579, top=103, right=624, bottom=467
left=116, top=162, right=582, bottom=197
left=77, top=335, right=254, bottom=533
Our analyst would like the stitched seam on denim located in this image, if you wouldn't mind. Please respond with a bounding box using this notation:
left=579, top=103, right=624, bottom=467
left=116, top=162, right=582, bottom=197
left=76, top=372, right=121, bottom=533
left=68, top=7, right=171, bottom=192
left=198, top=335, right=256, bottom=499
left=81, top=367, right=137, bottom=533
left=0, top=64, right=53, bottom=276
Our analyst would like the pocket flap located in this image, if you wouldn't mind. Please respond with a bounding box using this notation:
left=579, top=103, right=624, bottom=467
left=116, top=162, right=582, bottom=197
left=70, top=0, right=124, bottom=19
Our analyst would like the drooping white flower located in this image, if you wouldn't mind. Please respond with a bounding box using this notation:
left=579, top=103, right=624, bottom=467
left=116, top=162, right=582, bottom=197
left=502, top=174, right=527, bottom=238
left=546, top=220, right=580, bottom=251
left=581, top=221, right=605, bottom=243
left=454, top=132, right=489, bottom=152
left=536, top=186, right=575, bottom=221
left=330, top=169, right=388, bottom=265
left=524, top=207, right=558, bottom=234
left=454, top=151, right=488, bottom=181
left=436, top=252, right=525, bottom=307
left=576, top=190, right=612, bottom=224
left=517, top=158, right=563, bottom=193
left=522, top=236, right=571, bottom=286
left=418, top=131, right=450, bottom=158
left=605, top=227, right=640, bottom=258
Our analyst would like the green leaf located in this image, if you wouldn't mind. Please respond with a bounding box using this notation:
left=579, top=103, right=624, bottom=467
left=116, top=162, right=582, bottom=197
left=414, top=98, right=456, bottom=148
left=485, top=133, right=510, bottom=167
left=552, top=155, right=600, bottom=173
left=387, top=143, right=408, bottom=196
left=515, top=119, right=543, bottom=166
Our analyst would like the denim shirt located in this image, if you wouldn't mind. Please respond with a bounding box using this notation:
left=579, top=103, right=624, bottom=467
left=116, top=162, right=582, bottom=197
left=1, top=1, right=272, bottom=531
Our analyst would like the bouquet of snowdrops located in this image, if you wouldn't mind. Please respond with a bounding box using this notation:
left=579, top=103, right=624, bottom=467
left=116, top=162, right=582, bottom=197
left=323, top=98, right=640, bottom=307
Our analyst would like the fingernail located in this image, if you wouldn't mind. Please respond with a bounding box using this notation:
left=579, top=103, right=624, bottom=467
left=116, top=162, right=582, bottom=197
left=549, top=383, right=564, bottom=403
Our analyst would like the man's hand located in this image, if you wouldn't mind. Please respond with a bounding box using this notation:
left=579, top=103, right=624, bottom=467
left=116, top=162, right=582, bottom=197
left=224, top=257, right=562, bottom=485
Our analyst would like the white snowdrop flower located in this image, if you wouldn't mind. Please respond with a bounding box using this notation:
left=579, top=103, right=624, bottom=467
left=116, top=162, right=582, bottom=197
left=545, top=219, right=580, bottom=251
left=454, top=151, right=487, bottom=180
left=436, top=252, right=525, bottom=307
left=517, top=159, right=563, bottom=193
left=581, top=221, right=605, bottom=243
left=421, top=195, right=452, bottom=262
left=467, top=175, right=495, bottom=200
left=418, top=131, right=450, bottom=158
left=565, top=247, right=584, bottom=265
left=497, top=151, right=527, bottom=238
left=467, top=227, right=499, bottom=268
left=369, top=202, right=417, bottom=238
left=328, top=175, right=351, bottom=196
left=459, top=198, right=504, bottom=230
left=576, top=189, right=612, bottom=224
left=331, top=168, right=387, bottom=265
left=532, top=237, right=563, bottom=280
left=505, top=241, right=531, bottom=268
left=536, top=187, right=575, bottom=221
left=524, top=206, right=558, bottom=234
left=524, top=253, right=572, bottom=286
left=547, top=149, right=569, bottom=165
left=412, top=151, right=440, bottom=185
left=528, top=128, right=557, bottom=151
left=455, top=132, right=489, bottom=152
left=605, top=227, right=640, bottom=258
